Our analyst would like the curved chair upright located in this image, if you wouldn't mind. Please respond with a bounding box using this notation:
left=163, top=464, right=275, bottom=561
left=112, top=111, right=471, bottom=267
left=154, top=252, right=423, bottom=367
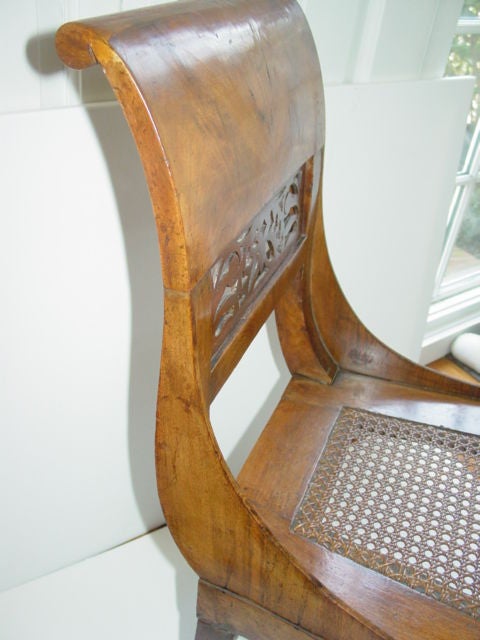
left=56, top=2, right=480, bottom=638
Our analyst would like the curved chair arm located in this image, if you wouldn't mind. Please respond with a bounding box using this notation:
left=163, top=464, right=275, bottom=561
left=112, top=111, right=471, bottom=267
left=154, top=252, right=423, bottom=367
left=308, top=189, right=480, bottom=400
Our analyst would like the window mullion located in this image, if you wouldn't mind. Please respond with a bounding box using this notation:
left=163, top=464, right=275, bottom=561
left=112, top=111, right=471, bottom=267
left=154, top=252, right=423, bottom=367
left=463, top=116, right=480, bottom=173
left=467, top=122, right=480, bottom=176
left=456, top=173, right=471, bottom=185
left=434, top=181, right=474, bottom=296
left=457, top=18, right=480, bottom=34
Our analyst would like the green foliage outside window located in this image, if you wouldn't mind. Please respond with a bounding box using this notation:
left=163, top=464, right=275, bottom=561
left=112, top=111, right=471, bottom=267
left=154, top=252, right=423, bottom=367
left=446, top=34, right=480, bottom=164
left=461, top=1, right=480, bottom=18
left=459, top=185, right=480, bottom=260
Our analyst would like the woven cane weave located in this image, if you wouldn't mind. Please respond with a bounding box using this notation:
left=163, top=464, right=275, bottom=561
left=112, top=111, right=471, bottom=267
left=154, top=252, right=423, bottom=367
left=291, top=407, right=480, bottom=618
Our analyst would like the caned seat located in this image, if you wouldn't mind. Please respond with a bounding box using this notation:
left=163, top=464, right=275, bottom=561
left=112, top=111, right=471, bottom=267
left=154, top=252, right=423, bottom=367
left=56, top=2, right=480, bottom=638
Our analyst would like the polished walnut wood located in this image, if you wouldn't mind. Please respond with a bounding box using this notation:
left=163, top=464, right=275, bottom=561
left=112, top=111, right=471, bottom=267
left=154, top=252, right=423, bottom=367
left=195, top=617, right=236, bottom=640
left=56, top=2, right=480, bottom=638
left=428, top=356, right=480, bottom=385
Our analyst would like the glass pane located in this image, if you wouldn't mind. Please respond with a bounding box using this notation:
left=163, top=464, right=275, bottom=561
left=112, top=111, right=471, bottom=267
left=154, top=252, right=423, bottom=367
left=442, top=182, right=480, bottom=286
left=445, top=31, right=480, bottom=170
left=461, top=1, right=480, bottom=18
left=457, top=184, right=480, bottom=258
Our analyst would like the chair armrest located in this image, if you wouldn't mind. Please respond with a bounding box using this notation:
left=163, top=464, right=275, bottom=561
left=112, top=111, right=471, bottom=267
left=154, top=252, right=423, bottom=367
left=309, top=198, right=480, bottom=401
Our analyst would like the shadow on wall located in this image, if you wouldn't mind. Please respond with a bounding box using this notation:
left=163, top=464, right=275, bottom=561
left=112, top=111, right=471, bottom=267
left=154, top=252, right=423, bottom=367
left=86, top=104, right=165, bottom=532
left=26, top=29, right=288, bottom=640
left=26, top=29, right=164, bottom=532
left=26, top=30, right=65, bottom=75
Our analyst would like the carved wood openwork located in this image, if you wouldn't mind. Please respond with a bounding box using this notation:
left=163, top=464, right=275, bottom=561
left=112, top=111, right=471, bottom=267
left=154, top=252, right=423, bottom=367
left=210, top=168, right=305, bottom=360
left=292, top=407, right=480, bottom=618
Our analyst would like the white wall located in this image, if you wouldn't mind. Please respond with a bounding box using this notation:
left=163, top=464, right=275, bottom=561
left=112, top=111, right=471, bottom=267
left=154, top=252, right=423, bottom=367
left=324, top=78, right=472, bottom=359
left=1, top=103, right=164, bottom=591
left=0, top=527, right=199, bottom=640
left=0, top=1, right=471, bottom=638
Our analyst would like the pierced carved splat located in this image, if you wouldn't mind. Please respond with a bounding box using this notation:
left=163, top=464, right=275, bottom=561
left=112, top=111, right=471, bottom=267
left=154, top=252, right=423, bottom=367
left=210, top=169, right=305, bottom=359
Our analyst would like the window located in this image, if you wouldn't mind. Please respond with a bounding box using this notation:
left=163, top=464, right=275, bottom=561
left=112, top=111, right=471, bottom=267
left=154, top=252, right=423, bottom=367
left=422, top=1, right=480, bottom=362
left=433, top=1, right=480, bottom=301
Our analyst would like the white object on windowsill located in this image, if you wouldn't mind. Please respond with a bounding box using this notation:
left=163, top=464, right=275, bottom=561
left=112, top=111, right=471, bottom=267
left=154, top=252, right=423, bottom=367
left=451, top=333, right=480, bottom=374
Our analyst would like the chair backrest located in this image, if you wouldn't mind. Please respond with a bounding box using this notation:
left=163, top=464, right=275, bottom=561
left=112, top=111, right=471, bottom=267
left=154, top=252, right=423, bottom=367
left=56, top=2, right=342, bottom=595
left=56, top=0, right=335, bottom=403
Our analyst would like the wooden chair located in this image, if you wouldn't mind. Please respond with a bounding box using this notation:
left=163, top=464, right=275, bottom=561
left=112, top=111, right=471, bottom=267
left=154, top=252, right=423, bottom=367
left=56, top=2, right=480, bottom=638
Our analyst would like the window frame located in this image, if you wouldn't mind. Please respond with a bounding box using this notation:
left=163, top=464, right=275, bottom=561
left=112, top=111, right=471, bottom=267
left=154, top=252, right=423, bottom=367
left=422, top=9, right=480, bottom=363
left=432, top=16, right=480, bottom=303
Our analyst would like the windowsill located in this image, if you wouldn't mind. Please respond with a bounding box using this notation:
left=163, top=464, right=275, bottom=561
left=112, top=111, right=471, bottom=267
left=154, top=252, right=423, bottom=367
left=443, top=246, right=480, bottom=286
left=420, top=285, right=480, bottom=364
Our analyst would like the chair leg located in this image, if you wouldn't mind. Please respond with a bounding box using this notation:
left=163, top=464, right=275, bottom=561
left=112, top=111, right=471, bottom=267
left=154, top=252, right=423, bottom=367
left=194, top=619, right=238, bottom=640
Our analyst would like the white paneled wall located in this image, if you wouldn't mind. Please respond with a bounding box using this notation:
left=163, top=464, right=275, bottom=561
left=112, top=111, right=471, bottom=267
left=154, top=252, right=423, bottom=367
left=0, top=0, right=177, bottom=114
left=0, top=527, right=198, bottom=640
left=364, top=1, right=454, bottom=81
left=300, top=0, right=462, bottom=84
left=1, top=103, right=164, bottom=591
left=0, top=1, right=470, bottom=639
left=298, top=0, right=365, bottom=84
left=2, top=0, right=41, bottom=113
left=324, top=78, right=473, bottom=359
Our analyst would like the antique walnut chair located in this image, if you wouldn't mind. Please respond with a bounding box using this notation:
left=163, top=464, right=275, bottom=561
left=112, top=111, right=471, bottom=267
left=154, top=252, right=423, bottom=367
left=56, top=1, right=480, bottom=638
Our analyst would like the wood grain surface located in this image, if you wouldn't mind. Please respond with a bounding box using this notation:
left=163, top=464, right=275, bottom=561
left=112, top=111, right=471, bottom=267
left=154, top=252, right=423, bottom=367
left=56, top=2, right=480, bottom=638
